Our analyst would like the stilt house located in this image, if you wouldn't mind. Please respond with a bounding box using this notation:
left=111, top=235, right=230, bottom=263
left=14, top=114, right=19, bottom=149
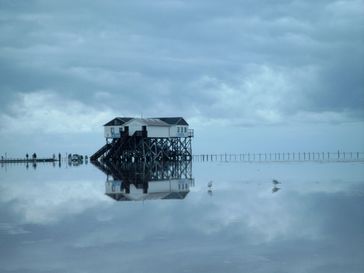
left=91, top=117, right=194, bottom=163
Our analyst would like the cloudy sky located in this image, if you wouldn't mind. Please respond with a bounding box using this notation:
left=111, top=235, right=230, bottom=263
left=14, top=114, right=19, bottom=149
left=0, top=0, right=363, bottom=156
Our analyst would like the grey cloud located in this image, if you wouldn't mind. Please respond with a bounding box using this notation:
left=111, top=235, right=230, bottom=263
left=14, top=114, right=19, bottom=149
left=0, top=0, right=363, bottom=131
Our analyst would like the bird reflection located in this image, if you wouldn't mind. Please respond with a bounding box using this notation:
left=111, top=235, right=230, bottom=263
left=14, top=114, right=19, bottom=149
left=93, top=160, right=194, bottom=202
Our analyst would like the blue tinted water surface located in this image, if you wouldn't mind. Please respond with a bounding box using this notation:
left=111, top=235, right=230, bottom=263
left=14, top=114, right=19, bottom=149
left=0, top=161, right=363, bottom=273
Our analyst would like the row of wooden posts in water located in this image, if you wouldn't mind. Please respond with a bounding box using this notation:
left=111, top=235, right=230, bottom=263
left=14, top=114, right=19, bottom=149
left=1, top=151, right=363, bottom=165
left=193, top=151, right=364, bottom=162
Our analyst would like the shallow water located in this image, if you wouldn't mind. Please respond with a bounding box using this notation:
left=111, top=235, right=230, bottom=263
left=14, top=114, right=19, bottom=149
left=0, top=161, right=364, bottom=273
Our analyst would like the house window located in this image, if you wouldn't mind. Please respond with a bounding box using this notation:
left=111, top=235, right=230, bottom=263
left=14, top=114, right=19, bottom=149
left=184, top=127, right=187, bottom=133
left=177, top=127, right=180, bottom=133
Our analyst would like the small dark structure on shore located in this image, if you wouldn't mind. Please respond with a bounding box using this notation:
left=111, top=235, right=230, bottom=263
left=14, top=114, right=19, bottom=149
left=91, top=117, right=194, bottom=163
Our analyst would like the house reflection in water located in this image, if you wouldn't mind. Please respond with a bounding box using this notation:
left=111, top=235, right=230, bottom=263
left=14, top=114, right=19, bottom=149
left=93, top=161, right=194, bottom=201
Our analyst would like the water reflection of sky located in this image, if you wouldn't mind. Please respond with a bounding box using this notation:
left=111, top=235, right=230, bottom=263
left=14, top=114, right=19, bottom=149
left=0, top=162, right=363, bottom=273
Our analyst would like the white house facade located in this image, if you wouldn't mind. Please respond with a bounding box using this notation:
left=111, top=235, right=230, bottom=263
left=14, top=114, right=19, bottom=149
left=103, top=117, right=193, bottom=139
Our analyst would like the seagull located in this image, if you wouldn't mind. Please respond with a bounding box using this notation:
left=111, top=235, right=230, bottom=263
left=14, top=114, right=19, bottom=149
left=272, top=179, right=281, bottom=185
left=208, top=181, right=213, bottom=188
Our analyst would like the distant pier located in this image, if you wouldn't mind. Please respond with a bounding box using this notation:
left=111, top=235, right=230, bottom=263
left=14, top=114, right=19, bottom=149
left=0, top=153, right=88, bottom=168
left=193, top=151, right=364, bottom=163
left=0, top=158, right=56, bottom=163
